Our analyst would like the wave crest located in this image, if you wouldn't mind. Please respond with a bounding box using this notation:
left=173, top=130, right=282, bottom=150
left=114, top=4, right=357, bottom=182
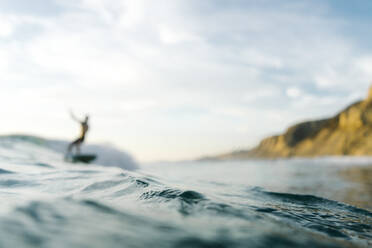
left=0, top=135, right=139, bottom=171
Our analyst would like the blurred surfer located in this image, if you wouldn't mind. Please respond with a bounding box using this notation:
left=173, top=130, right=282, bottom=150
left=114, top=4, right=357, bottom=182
left=67, top=111, right=89, bottom=156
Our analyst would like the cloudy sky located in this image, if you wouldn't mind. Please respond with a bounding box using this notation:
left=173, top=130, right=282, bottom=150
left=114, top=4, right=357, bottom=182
left=1, top=0, right=372, bottom=162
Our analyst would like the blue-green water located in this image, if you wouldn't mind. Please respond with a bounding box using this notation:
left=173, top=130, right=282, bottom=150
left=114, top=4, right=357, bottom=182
left=0, top=135, right=371, bottom=247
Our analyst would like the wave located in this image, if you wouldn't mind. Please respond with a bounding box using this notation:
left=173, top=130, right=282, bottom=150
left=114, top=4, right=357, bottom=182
left=64, top=167, right=372, bottom=244
left=0, top=167, right=370, bottom=248
left=0, top=134, right=139, bottom=171
left=0, top=134, right=371, bottom=247
left=3, top=197, right=357, bottom=248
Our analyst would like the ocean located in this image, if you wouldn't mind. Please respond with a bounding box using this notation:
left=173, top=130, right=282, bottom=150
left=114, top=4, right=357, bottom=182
left=0, top=135, right=371, bottom=248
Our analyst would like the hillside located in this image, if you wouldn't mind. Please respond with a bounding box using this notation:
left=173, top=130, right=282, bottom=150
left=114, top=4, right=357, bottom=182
left=216, top=87, right=372, bottom=159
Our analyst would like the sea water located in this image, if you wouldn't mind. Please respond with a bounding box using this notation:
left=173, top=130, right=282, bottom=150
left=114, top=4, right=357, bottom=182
left=0, top=135, right=371, bottom=248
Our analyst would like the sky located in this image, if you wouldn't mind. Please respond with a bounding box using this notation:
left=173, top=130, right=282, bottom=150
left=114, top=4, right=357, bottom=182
left=1, top=0, right=372, bottom=162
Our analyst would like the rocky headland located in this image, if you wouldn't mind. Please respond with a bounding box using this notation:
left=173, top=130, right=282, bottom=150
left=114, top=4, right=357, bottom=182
left=214, top=87, right=372, bottom=159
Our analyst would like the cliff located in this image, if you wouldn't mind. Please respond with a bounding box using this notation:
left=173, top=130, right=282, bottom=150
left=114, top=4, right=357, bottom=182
left=216, top=87, right=372, bottom=159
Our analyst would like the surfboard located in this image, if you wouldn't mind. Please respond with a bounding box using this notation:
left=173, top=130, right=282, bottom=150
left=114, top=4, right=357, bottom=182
left=70, top=154, right=97, bottom=163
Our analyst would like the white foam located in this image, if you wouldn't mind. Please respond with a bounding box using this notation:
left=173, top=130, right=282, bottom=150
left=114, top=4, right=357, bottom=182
left=47, top=139, right=139, bottom=171
left=0, top=135, right=139, bottom=171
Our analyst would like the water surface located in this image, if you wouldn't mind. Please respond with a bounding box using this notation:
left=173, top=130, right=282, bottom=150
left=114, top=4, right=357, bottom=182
left=0, top=136, right=371, bottom=247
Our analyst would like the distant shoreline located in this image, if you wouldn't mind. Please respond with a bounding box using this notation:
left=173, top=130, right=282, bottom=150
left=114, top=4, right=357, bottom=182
left=209, top=87, right=372, bottom=160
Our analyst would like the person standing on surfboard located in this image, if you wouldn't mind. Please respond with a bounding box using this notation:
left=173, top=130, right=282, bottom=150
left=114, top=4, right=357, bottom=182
left=67, top=112, right=89, bottom=156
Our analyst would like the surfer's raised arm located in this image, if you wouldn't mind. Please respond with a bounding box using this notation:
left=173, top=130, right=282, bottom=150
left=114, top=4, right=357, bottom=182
left=70, top=111, right=82, bottom=123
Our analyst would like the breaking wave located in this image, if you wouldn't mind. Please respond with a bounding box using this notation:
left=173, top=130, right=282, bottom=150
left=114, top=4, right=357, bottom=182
left=0, top=134, right=139, bottom=171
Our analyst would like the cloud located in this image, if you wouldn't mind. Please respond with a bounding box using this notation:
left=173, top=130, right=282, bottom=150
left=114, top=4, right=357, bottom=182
left=355, top=57, right=372, bottom=78
left=286, top=87, right=302, bottom=99
left=0, top=15, right=14, bottom=37
left=159, top=26, right=202, bottom=44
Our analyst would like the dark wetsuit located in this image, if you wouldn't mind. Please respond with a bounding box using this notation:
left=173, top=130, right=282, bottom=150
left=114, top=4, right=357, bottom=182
left=72, top=122, right=88, bottom=144
left=68, top=121, right=89, bottom=154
